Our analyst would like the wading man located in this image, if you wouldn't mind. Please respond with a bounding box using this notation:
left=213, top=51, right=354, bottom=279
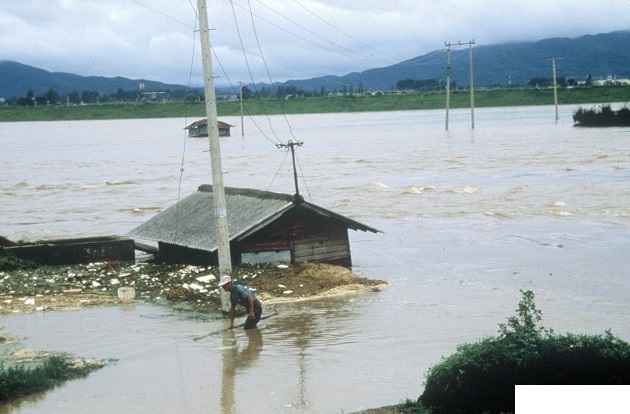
left=218, top=275, right=263, bottom=330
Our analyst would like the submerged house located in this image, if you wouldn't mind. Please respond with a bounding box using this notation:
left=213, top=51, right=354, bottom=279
left=184, top=119, right=233, bottom=137
left=127, top=185, right=379, bottom=268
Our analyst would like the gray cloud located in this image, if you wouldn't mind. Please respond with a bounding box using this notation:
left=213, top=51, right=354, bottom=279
left=1, top=0, right=628, bottom=88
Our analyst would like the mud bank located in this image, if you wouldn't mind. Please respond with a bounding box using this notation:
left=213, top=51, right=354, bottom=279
left=0, top=261, right=388, bottom=314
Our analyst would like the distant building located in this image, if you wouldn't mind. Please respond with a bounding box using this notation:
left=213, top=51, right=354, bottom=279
left=216, top=93, right=238, bottom=101
left=139, top=91, right=169, bottom=102
left=184, top=119, right=233, bottom=137
left=592, top=75, right=630, bottom=86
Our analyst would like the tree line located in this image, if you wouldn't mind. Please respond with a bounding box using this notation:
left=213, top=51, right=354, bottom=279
left=5, top=73, right=597, bottom=107
left=3, top=80, right=449, bottom=106
left=5, top=88, right=204, bottom=106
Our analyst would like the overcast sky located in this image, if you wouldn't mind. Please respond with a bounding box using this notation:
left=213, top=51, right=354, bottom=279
left=2, top=0, right=629, bottom=89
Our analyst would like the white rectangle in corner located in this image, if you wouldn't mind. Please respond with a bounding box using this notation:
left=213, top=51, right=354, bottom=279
left=515, top=385, right=629, bottom=413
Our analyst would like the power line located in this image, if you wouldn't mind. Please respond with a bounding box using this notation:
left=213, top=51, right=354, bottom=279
left=130, top=0, right=196, bottom=29
left=244, top=0, right=298, bottom=143
left=289, top=0, right=406, bottom=64
left=229, top=1, right=384, bottom=66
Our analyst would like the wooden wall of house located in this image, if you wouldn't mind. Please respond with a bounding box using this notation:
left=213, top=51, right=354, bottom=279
left=292, top=232, right=351, bottom=267
left=156, top=208, right=355, bottom=268
left=235, top=208, right=353, bottom=268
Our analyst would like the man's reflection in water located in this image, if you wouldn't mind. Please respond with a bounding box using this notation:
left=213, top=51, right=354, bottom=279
left=240, top=328, right=263, bottom=366
left=221, top=328, right=264, bottom=413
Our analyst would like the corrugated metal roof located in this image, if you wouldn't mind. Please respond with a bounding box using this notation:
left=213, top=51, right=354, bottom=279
left=127, top=185, right=379, bottom=252
left=127, top=185, right=293, bottom=252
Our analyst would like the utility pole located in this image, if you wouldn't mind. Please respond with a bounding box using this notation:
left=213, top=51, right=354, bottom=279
left=468, top=40, right=475, bottom=129
left=547, top=56, right=562, bottom=122
left=197, top=0, right=232, bottom=312
left=444, top=42, right=451, bottom=131
left=445, top=40, right=476, bottom=130
left=239, top=82, right=244, bottom=137
left=277, top=140, right=304, bottom=202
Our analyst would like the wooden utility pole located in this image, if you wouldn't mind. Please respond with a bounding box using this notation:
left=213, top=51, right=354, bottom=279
left=197, top=0, right=232, bottom=312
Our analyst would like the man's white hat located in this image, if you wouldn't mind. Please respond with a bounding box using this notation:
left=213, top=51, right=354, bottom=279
left=218, top=275, right=232, bottom=287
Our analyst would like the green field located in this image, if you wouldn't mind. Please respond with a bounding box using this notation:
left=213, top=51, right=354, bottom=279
left=1, top=86, right=628, bottom=122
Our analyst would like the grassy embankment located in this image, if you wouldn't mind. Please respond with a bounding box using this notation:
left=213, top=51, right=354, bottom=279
left=1, top=86, right=628, bottom=122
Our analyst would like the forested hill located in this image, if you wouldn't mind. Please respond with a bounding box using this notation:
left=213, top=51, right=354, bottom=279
left=0, top=60, right=190, bottom=99
left=281, top=31, right=630, bottom=92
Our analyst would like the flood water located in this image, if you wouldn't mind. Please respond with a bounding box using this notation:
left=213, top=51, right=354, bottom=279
left=1, top=105, right=629, bottom=413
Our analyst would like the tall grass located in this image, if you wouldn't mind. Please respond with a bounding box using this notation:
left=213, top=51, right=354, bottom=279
left=0, top=355, right=102, bottom=402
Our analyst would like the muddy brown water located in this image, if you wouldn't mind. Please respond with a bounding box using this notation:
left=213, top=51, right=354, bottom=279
left=1, top=106, right=629, bottom=413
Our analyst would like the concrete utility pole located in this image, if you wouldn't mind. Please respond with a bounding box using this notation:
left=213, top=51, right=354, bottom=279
left=444, top=42, right=451, bottom=131
left=277, top=140, right=304, bottom=201
left=445, top=40, right=476, bottom=130
left=467, top=40, right=476, bottom=129
left=198, top=0, right=232, bottom=312
left=239, top=82, right=244, bottom=137
left=547, top=56, right=563, bottom=122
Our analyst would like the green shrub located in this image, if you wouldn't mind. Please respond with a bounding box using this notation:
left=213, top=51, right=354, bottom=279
left=573, top=104, right=630, bottom=126
left=418, top=290, right=630, bottom=413
left=0, top=355, right=101, bottom=402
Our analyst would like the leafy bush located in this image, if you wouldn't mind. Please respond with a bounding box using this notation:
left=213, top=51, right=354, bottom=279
left=0, top=355, right=100, bottom=402
left=418, top=290, right=630, bottom=413
left=573, top=104, right=630, bottom=126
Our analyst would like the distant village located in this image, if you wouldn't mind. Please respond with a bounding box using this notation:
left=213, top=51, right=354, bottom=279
left=579, top=74, right=630, bottom=87
left=1, top=71, right=629, bottom=107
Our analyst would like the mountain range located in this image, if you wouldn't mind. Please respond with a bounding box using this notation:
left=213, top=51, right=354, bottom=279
left=1, top=30, right=629, bottom=99
left=0, top=60, right=188, bottom=100
left=282, top=31, right=630, bottom=92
